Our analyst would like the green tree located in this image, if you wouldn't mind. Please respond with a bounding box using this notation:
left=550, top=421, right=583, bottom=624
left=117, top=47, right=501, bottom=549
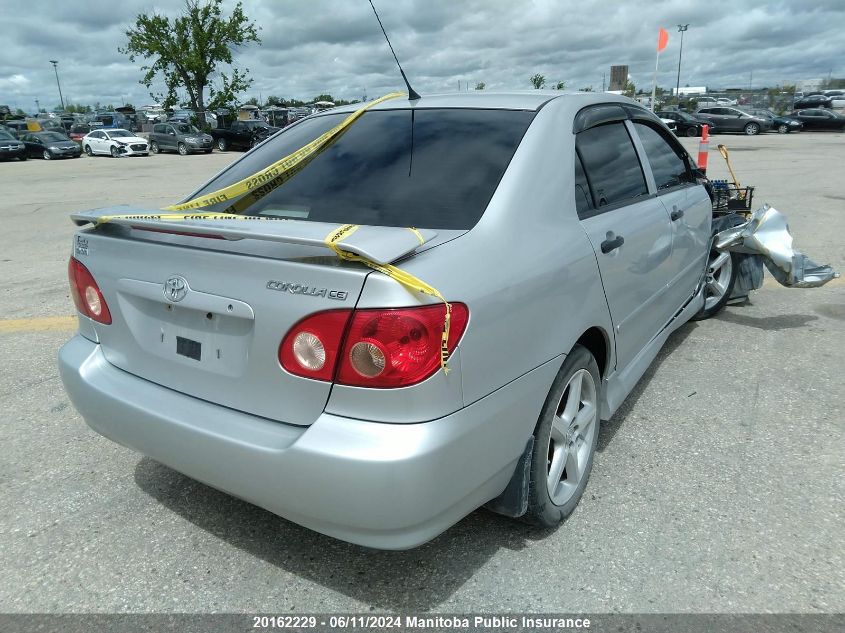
left=120, top=0, right=260, bottom=113
left=554, top=81, right=566, bottom=90
left=243, top=96, right=259, bottom=106
left=265, top=95, right=283, bottom=107
left=623, top=80, right=636, bottom=97
left=475, top=82, right=486, bottom=90
left=530, top=73, right=546, bottom=89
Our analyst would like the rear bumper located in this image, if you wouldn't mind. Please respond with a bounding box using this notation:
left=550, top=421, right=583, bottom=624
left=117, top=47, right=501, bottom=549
left=59, top=335, right=555, bottom=549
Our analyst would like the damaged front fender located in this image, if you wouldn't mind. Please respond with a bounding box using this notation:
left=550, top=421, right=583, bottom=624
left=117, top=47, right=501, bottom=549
left=714, top=205, right=839, bottom=288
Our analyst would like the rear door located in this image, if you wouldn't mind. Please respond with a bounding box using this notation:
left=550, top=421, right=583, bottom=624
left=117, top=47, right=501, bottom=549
left=630, top=121, right=711, bottom=311
left=575, top=120, right=677, bottom=371
left=150, top=124, right=164, bottom=149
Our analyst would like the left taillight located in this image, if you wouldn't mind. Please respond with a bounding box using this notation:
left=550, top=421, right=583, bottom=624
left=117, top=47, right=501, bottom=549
left=68, top=257, right=112, bottom=324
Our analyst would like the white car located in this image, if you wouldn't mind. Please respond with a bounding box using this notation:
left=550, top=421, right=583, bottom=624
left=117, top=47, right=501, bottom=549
left=82, top=129, right=149, bottom=157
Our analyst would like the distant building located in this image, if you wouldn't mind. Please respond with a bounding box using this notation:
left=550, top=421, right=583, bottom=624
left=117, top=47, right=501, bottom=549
left=609, top=65, right=629, bottom=91
left=795, top=78, right=825, bottom=93
left=673, top=86, right=707, bottom=96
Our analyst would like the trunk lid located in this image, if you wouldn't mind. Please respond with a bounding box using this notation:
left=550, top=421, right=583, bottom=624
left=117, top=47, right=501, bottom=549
left=72, top=207, right=439, bottom=426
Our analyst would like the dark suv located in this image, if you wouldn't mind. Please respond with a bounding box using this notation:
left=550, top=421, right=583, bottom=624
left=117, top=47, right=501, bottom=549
left=149, top=122, right=214, bottom=155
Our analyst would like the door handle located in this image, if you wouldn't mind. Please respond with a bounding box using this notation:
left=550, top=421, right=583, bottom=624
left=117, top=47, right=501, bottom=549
left=600, top=234, right=625, bottom=254
left=670, top=207, right=685, bottom=221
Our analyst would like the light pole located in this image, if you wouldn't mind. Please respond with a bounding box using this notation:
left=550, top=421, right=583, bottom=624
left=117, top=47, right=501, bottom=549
left=49, top=60, right=65, bottom=111
left=34, top=98, right=40, bottom=114
left=675, top=24, right=689, bottom=104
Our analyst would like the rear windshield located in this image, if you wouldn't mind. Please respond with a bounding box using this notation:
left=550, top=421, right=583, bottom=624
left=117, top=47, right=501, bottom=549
left=193, top=108, right=535, bottom=230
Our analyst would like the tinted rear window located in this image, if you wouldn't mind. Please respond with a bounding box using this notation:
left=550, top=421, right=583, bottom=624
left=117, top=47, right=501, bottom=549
left=194, top=108, right=535, bottom=230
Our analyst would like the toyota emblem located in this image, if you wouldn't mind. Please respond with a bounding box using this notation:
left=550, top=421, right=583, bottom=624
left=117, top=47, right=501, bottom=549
left=163, top=275, right=189, bottom=302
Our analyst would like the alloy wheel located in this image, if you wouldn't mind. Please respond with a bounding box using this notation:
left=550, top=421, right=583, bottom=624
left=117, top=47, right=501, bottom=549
left=704, top=250, right=733, bottom=311
left=546, top=369, right=598, bottom=507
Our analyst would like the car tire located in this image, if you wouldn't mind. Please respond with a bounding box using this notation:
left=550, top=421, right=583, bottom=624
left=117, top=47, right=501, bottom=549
left=777, top=124, right=789, bottom=134
left=177, top=142, right=188, bottom=156
left=744, top=122, right=760, bottom=135
left=204, top=149, right=212, bottom=154
left=110, top=145, right=120, bottom=158
left=691, top=249, right=739, bottom=321
left=43, top=150, right=53, bottom=160
left=84, top=145, right=93, bottom=156
left=217, top=138, right=227, bottom=151
left=522, top=345, right=601, bottom=528
left=19, top=154, right=27, bottom=161
left=150, top=141, right=159, bottom=154
left=686, top=126, right=700, bottom=137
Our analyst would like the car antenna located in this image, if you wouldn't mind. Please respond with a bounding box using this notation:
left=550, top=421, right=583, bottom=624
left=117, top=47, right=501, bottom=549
left=367, top=0, right=420, bottom=101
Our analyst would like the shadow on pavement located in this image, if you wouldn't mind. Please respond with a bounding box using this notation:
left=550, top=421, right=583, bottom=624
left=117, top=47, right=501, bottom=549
left=715, top=310, right=818, bottom=331
left=134, top=457, right=536, bottom=611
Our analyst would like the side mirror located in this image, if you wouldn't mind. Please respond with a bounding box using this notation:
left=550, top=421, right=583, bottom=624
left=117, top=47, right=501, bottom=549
left=169, top=131, right=176, bottom=136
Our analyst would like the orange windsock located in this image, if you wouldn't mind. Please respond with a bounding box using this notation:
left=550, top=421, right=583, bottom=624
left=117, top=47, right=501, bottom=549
left=657, top=28, right=669, bottom=52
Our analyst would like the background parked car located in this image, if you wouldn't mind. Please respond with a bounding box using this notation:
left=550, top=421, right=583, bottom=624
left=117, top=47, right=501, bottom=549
left=793, top=95, right=833, bottom=109
left=20, top=131, right=81, bottom=160
left=149, top=123, right=214, bottom=155
left=69, top=124, right=91, bottom=143
left=3, top=119, right=33, bottom=138
left=695, top=106, right=771, bottom=135
left=656, top=110, right=713, bottom=136
left=82, top=128, right=149, bottom=157
left=90, top=111, right=133, bottom=131
left=789, top=109, right=845, bottom=131
left=210, top=119, right=279, bottom=151
left=741, top=108, right=802, bottom=134
left=822, top=91, right=845, bottom=109
left=0, top=129, right=27, bottom=161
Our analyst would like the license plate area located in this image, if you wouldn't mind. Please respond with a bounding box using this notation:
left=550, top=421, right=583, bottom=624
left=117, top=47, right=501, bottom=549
left=115, top=290, right=254, bottom=378
left=176, top=335, right=202, bottom=361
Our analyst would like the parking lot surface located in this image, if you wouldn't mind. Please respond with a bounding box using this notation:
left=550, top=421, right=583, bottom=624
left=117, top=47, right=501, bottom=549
left=0, top=133, right=842, bottom=613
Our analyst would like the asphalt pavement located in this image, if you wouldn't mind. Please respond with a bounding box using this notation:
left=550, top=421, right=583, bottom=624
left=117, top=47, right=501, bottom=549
left=0, top=132, right=842, bottom=614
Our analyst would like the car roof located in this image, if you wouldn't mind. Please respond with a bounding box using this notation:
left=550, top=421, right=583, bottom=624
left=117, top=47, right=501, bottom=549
left=325, top=91, right=637, bottom=114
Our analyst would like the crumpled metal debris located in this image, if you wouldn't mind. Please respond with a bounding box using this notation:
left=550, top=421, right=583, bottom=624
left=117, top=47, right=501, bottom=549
left=714, top=205, right=839, bottom=288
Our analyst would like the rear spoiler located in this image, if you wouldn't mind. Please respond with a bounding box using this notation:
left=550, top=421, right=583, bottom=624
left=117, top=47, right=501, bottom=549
left=71, top=207, right=437, bottom=265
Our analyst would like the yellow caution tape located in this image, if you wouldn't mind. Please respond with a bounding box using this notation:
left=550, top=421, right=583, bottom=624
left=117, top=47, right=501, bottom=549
left=93, top=92, right=404, bottom=225
left=325, top=224, right=453, bottom=374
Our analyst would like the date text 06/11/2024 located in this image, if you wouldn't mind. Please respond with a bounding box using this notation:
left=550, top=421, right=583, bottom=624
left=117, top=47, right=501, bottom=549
left=251, top=615, right=592, bottom=629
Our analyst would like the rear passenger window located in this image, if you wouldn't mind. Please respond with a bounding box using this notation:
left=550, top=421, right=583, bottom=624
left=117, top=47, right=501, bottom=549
left=576, top=122, right=647, bottom=208
left=633, top=122, right=693, bottom=190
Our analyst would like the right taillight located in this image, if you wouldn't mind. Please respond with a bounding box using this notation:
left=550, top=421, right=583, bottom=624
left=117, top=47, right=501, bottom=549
left=68, top=257, right=112, bottom=324
left=278, top=304, right=469, bottom=387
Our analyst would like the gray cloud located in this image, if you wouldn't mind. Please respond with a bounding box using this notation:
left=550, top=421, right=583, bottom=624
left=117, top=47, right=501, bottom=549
left=1, top=0, right=842, bottom=112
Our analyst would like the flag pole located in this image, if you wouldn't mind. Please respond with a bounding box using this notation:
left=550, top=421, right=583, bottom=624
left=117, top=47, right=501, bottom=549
left=651, top=28, right=669, bottom=112
left=650, top=50, right=660, bottom=111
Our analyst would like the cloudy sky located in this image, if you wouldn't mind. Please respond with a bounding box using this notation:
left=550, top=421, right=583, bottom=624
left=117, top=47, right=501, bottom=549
left=1, top=0, right=842, bottom=111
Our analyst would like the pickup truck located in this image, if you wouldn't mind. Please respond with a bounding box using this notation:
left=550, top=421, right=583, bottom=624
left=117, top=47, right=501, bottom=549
left=209, top=120, right=279, bottom=151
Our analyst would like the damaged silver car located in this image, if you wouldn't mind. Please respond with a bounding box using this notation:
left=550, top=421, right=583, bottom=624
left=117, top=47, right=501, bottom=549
left=58, top=92, right=837, bottom=549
